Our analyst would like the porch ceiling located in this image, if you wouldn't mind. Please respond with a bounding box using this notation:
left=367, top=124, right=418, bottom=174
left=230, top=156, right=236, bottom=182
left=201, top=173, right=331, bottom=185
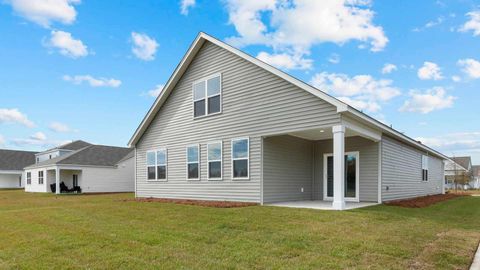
left=288, top=127, right=361, bottom=141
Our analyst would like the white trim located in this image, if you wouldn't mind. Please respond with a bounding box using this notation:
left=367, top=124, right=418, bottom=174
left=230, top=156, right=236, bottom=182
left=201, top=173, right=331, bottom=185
left=207, top=141, right=223, bottom=181
left=323, top=151, right=360, bottom=202
left=260, top=137, right=264, bottom=205
left=231, top=137, right=250, bottom=180
left=134, top=147, right=137, bottom=198
left=38, top=170, right=44, bottom=185
left=377, top=140, right=382, bottom=203
left=192, top=73, right=222, bottom=119
left=186, top=144, right=200, bottom=181
left=26, top=172, right=31, bottom=185
left=146, top=148, right=168, bottom=182
left=422, top=155, right=429, bottom=182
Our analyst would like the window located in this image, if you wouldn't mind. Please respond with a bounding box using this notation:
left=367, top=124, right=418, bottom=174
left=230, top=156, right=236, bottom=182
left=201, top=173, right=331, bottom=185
left=146, top=149, right=167, bottom=181
left=36, top=157, right=39, bottom=163
left=26, top=172, right=31, bottom=185
left=73, top=174, right=78, bottom=187
left=49, top=155, right=52, bottom=159
left=232, top=138, right=249, bottom=179
left=38, top=171, right=44, bottom=185
left=193, top=74, right=221, bottom=117
left=422, top=155, right=429, bottom=181
left=207, top=142, right=222, bottom=180
left=186, top=145, right=200, bottom=180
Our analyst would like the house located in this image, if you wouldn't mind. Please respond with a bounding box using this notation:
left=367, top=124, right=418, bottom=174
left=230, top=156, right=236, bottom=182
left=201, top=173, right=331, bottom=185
left=471, top=165, right=480, bottom=189
left=0, top=149, right=37, bottom=188
left=444, top=156, right=473, bottom=190
left=24, top=140, right=134, bottom=194
left=128, top=32, right=448, bottom=210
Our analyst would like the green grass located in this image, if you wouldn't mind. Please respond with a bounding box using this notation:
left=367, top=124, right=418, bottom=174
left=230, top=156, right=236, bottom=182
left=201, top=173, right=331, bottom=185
left=0, top=190, right=479, bottom=269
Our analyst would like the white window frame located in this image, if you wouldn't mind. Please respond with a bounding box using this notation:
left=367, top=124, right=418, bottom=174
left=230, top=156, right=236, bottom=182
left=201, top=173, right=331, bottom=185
left=38, top=171, right=44, bottom=185
left=192, top=73, right=222, bottom=119
left=422, top=155, right=429, bottom=182
left=26, top=172, right=31, bottom=185
left=186, top=144, right=200, bottom=181
left=231, top=138, right=250, bottom=180
left=146, top=149, right=168, bottom=182
left=207, top=141, right=223, bottom=181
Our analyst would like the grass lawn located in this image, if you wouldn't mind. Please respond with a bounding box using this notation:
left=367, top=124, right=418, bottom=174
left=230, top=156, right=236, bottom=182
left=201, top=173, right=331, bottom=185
left=0, top=191, right=479, bottom=269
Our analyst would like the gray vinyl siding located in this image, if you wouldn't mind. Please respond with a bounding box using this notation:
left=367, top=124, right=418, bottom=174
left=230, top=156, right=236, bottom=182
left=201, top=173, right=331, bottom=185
left=263, top=135, right=314, bottom=203
left=381, top=136, right=443, bottom=201
left=314, top=136, right=379, bottom=202
left=135, top=41, right=340, bottom=202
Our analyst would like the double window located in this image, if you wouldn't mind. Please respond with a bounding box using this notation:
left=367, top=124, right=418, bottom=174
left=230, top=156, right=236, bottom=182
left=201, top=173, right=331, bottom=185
left=207, top=142, right=222, bottom=180
left=147, top=149, right=167, bottom=181
left=186, top=145, right=200, bottom=180
left=38, top=171, right=44, bottom=184
left=26, top=172, right=31, bottom=185
left=193, top=74, right=221, bottom=118
left=422, top=155, right=429, bottom=181
left=232, top=138, right=249, bottom=179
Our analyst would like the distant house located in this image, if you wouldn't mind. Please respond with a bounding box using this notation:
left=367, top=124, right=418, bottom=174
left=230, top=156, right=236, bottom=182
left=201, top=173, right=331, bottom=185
left=472, top=165, right=480, bottom=189
left=127, top=32, right=448, bottom=210
left=24, top=140, right=134, bottom=194
left=0, top=149, right=37, bottom=188
left=445, top=156, right=473, bottom=189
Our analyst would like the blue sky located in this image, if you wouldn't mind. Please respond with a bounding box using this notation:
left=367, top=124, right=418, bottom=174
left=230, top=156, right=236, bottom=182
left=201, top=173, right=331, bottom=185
left=0, top=0, right=479, bottom=163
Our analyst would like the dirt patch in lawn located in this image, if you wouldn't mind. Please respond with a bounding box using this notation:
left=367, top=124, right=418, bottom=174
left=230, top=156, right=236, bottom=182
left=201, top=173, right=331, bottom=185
left=385, top=194, right=464, bottom=208
left=122, top=197, right=258, bottom=208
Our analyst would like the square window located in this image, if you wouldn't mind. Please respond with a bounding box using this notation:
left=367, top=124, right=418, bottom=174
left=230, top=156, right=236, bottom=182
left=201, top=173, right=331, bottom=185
left=188, top=163, right=199, bottom=179
left=208, top=96, right=221, bottom=114
left=232, top=139, right=248, bottom=159
left=147, top=167, right=156, bottom=180
left=209, top=161, right=221, bottom=178
left=194, top=100, right=206, bottom=117
left=193, top=81, right=206, bottom=100
left=207, top=76, right=220, bottom=96
left=233, top=159, right=248, bottom=178
left=157, top=166, right=166, bottom=180
left=147, top=152, right=156, bottom=166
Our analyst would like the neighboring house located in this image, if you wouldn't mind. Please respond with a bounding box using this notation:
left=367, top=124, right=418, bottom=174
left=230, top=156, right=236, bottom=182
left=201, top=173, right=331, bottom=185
left=444, top=156, right=473, bottom=190
left=24, top=140, right=134, bottom=194
left=128, top=32, right=448, bottom=210
left=471, top=165, right=480, bottom=189
left=0, top=149, right=37, bottom=188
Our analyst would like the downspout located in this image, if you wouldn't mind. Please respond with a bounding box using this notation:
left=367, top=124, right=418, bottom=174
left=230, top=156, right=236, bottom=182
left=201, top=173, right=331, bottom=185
left=377, top=138, right=382, bottom=203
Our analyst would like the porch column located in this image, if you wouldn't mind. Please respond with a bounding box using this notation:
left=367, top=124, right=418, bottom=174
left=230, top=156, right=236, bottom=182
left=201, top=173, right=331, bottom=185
left=55, top=167, right=60, bottom=195
left=332, top=125, right=345, bottom=210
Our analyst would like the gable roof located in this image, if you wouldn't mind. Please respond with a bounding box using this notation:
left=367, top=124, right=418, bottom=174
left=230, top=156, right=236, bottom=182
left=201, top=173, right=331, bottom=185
left=128, top=32, right=447, bottom=160
left=41, top=140, right=92, bottom=154
left=26, top=145, right=133, bottom=169
left=0, top=149, right=38, bottom=171
left=450, top=156, right=472, bottom=171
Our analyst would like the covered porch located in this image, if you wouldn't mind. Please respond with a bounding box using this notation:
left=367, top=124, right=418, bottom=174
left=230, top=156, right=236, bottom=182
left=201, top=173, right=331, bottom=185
left=46, top=166, right=82, bottom=194
left=262, top=121, right=382, bottom=210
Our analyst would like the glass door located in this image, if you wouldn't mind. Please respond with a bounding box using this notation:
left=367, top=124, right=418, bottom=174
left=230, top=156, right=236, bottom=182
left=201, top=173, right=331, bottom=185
left=324, top=152, right=359, bottom=201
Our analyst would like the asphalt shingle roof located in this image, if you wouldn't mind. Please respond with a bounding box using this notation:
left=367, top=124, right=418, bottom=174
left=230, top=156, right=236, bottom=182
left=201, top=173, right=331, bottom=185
left=0, top=149, right=38, bottom=171
left=473, top=165, right=480, bottom=177
left=450, top=157, right=472, bottom=171
left=44, top=140, right=92, bottom=152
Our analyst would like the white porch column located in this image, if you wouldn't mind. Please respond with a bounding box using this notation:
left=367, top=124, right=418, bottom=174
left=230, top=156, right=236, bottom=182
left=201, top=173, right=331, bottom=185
left=332, top=125, right=346, bottom=210
left=55, top=167, right=60, bottom=195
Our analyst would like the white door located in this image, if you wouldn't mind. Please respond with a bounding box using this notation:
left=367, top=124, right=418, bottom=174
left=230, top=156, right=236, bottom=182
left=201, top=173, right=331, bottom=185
left=323, top=151, right=360, bottom=202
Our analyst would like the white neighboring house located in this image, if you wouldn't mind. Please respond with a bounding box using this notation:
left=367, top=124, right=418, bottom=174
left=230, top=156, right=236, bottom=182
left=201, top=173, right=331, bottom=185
left=24, top=140, right=134, bottom=194
left=472, top=166, right=480, bottom=189
left=444, top=156, right=473, bottom=190
left=0, top=149, right=37, bottom=188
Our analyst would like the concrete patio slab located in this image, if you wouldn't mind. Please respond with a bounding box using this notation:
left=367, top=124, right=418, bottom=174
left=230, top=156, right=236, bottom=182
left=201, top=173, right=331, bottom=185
left=266, top=200, right=378, bottom=210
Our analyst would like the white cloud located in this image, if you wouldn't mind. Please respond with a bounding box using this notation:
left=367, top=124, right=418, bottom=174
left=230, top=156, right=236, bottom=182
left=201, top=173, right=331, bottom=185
left=47, top=30, right=88, bottom=58
left=0, top=135, right=5, bottom=146
left=416, top=132, right=480, bottom=154
left=180, top=0, right=195, bottom=15
left=144, top=84, right=165, bottom=98
left=224, top=0, right=388, bottom=65
left=417, top=61, right=443, bottom=80
left=459, top=11, right=480, bottom=36
left=328, top=53, right=340, bottom=64
left=131, top=32, right=158, bottom=61
left=451, top=75, right=461, bottom=82
left=457, top=58, right=480, bottom=79
left=63, top=75, right=121, bottom=88
left=5, top=0, right=80, bottom=28
left=310, top=72, right=401, bottom=113
left=400, top=87, right=455, bottom=114
left=257, top=51, right=312, bottom=70
left=0, top=108, right=35, bottom=128
left=49, top=122, right=71, bottom=133
left=381, top=63, right=397, bottom=74
left=412, top=16, right=444, bottom=32
left=11, top=132, right=68, bottom=147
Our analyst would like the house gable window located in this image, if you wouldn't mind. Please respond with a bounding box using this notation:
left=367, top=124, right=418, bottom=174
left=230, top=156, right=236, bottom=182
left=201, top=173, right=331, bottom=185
left=146, top=149, right=167, bottom=181
left=232, top=138, right=249, bottom=179
left=187, top=145, right=200, bottom=180
left=422, top=155, right=429, bottom=181
left=38, top=171, right=44, bottom=185
left=193, top=74, right=221, bottom=118
left=26, top=172, right=31, bottom=185
left=207, top=142, right=222, bottom=180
